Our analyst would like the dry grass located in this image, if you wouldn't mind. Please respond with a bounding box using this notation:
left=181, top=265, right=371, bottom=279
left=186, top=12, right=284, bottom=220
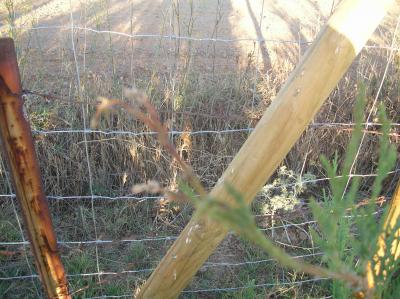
left=1, top=0, right=400, bottom=298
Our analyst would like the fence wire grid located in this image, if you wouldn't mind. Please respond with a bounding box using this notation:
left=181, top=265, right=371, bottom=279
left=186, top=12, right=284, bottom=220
left=1, top=0, right=400, bottom=298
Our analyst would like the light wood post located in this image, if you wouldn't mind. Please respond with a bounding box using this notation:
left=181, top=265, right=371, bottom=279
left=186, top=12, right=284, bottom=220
left=365, top=180, right=400, bottom=294
left=0, top=38, right=70, bottom=299
left=136, top=0, right=395, bottom=298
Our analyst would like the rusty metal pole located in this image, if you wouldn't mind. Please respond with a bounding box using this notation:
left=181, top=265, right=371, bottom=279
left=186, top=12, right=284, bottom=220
left=0, top=38, right=70, bottom=299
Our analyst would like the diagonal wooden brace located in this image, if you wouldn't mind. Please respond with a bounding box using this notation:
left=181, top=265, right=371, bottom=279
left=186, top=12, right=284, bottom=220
left=136, top=0, right=395, bottom=298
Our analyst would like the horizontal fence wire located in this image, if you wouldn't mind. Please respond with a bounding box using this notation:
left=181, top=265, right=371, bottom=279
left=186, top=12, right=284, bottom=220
left=181, top=278, right=330, bottom=293
left=5, top=25, right=400, bottom=52
left=0, top=212, right=382, bottom=285
left=1, top=6, right=400, bottom=298
left=0, top=251, right=326, bottom=281
left=0, top=207, right=385, bottom=248
left=0, top=221, right=312, bottom=247
left=0, top=220, right=316, bottom=247
left=81, top=278, right=331, bottom=298
left=29, top=122, right=400, bottom=137
left=0, top=194, right=163, bottom=201
left=0, top=168, right=398, bottom=204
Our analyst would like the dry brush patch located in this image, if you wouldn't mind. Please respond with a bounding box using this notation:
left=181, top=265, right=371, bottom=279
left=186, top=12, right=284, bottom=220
left=1, top=1, right=400, bottom=297
left=1, top=48, right=400, bottom=298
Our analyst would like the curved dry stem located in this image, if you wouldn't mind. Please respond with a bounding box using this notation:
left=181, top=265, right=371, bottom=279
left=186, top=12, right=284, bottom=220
left=91, top=89, right=207, bottom=199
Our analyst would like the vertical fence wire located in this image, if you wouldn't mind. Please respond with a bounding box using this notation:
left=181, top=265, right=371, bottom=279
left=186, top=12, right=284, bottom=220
left=0, top=1, right=399, bottom=298
left=69, top=0, right=102, bottom=283
left=250, top=0, right=266, bottom=112
left=342, top=16, right=400, bottom=197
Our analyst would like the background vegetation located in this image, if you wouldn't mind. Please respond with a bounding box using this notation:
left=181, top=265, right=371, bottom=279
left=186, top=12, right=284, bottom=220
left=0, top=0, right=399, bottom=298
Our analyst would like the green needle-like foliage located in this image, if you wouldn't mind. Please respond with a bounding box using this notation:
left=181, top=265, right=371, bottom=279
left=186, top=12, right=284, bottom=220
left=308, top=84, right=397, bottom=298
left=183, top=83, right=399, bottom=298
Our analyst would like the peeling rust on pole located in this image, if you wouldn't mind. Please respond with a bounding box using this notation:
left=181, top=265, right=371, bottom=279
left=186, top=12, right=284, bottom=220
left=0, top=38, right=70, bottom=299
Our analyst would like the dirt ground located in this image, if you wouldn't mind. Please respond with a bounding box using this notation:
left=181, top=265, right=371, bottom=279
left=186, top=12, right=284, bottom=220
left=1, top=1, right=400, bottom=298
left=1, top=0, right=399, bottom=75
left=1, top=0, right=399, bottom=225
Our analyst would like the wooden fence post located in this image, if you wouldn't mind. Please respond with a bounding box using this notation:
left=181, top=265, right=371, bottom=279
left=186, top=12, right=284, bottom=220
left=136, top=0, right=395, bottom=298
left=0, top=38, right=70, bottom=299
left=365, top=179, right=400, bottom=295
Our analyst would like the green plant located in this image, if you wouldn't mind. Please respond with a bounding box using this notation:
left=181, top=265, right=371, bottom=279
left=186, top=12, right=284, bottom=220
left=229, top=279, right=262, bottom=299
left=66, top=251, right=97, bottom=274
left=1, top=1, right=399, bottom=298
left=0, top=220, right=20, bottom=242
left=3, top=0, right=17, bottom=41
left=126, top=242, right=148, bottom=262
left=29, top=108, right=52, bottom=131
left=187, top=85, right=399, bottom=298
left=310, top=86, right=398, bottom=298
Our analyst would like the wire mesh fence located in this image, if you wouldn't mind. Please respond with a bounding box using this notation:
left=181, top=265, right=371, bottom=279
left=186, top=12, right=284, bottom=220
left=1, top=0, right=400, bottom=298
